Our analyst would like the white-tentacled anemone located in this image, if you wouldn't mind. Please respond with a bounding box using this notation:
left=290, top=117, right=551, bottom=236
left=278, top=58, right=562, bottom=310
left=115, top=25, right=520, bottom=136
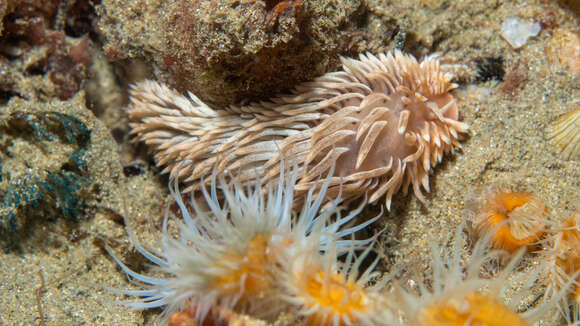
left=108, top=166, right=380, bottom=324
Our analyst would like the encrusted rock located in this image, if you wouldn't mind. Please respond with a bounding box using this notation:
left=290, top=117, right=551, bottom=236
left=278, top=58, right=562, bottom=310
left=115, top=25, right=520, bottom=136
left=96, top=0, right=398, bottom=107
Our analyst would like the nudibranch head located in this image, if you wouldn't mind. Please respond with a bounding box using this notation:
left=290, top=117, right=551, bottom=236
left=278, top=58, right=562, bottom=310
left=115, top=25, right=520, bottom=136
left=291, top=51, right=469, bottom=209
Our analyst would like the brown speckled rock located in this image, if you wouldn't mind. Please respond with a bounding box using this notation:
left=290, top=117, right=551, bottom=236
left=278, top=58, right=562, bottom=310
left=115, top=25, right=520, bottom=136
left=96, top=0, right=398, bottom=107
left=0, top=0, right=94, bottom=102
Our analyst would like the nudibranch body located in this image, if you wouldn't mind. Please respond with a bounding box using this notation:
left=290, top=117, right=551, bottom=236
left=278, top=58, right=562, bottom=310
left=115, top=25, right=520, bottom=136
left=127, top=50, right=468, bottom=209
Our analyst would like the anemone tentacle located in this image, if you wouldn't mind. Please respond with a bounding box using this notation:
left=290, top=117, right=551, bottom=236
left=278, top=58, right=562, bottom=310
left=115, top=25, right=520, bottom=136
left=109, top=164, right=381, bottom=324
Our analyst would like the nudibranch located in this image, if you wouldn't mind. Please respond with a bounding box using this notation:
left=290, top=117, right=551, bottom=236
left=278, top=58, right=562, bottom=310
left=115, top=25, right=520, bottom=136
left=127, top=50, right=468, bottom=209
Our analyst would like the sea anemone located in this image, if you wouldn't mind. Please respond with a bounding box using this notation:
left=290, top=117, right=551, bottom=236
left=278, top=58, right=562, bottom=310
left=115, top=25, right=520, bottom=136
left=541, top=211, right=580, bottom=303
left=277, top=230, right=393, bottom=326
left=393, top=224, right=559, bottom=326
left=108, top=165, right=380, bottom=324
left=126, top=50, right=468, bottom=209
left=467, top=185, right=547, bottom=253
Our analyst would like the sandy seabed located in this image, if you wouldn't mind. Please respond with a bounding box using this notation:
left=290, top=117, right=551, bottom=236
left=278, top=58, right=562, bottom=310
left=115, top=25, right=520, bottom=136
left=0, top=0, right=578, bottom=325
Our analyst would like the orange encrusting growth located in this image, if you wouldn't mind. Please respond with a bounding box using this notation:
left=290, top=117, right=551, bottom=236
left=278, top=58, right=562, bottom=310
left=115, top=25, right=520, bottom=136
left=474, top=190, right=546, bottom=252
left=302, top=269, right=369, bottom=326
left=166, top=305, right=256, bottom=326
left=419, top=292, right=528, bottom=326
left=214, top=234, right=272, bottom=296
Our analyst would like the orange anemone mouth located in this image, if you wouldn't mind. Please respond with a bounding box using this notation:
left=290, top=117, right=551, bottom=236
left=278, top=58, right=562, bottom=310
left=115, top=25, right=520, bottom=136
left=476, top=190, right=546, bottom=252
left=301, top=269, right=369, bottom=326
left=419, top=292, right=528, bottom=326
left=213, top=234, right=273, bottom=297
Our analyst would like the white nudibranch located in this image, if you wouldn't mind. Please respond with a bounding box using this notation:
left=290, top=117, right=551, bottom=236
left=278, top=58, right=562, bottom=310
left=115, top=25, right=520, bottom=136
left=108, top=165, right=381, bottom=324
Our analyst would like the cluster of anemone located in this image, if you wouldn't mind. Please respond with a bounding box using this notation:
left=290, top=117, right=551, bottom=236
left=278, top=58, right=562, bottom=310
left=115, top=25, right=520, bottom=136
left=394, top=225, right=562, bottom=326
left=108, top=164, right=390, bottom=325
left=467, top=185, right=580, bottom=324
left=109, top=165, right=578, bottom=325
left=112, top=50, right=579, bottom=326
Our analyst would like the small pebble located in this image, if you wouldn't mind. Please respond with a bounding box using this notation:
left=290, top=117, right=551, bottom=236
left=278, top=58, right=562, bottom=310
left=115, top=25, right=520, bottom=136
left=501, top=17, right=541, bottom=49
